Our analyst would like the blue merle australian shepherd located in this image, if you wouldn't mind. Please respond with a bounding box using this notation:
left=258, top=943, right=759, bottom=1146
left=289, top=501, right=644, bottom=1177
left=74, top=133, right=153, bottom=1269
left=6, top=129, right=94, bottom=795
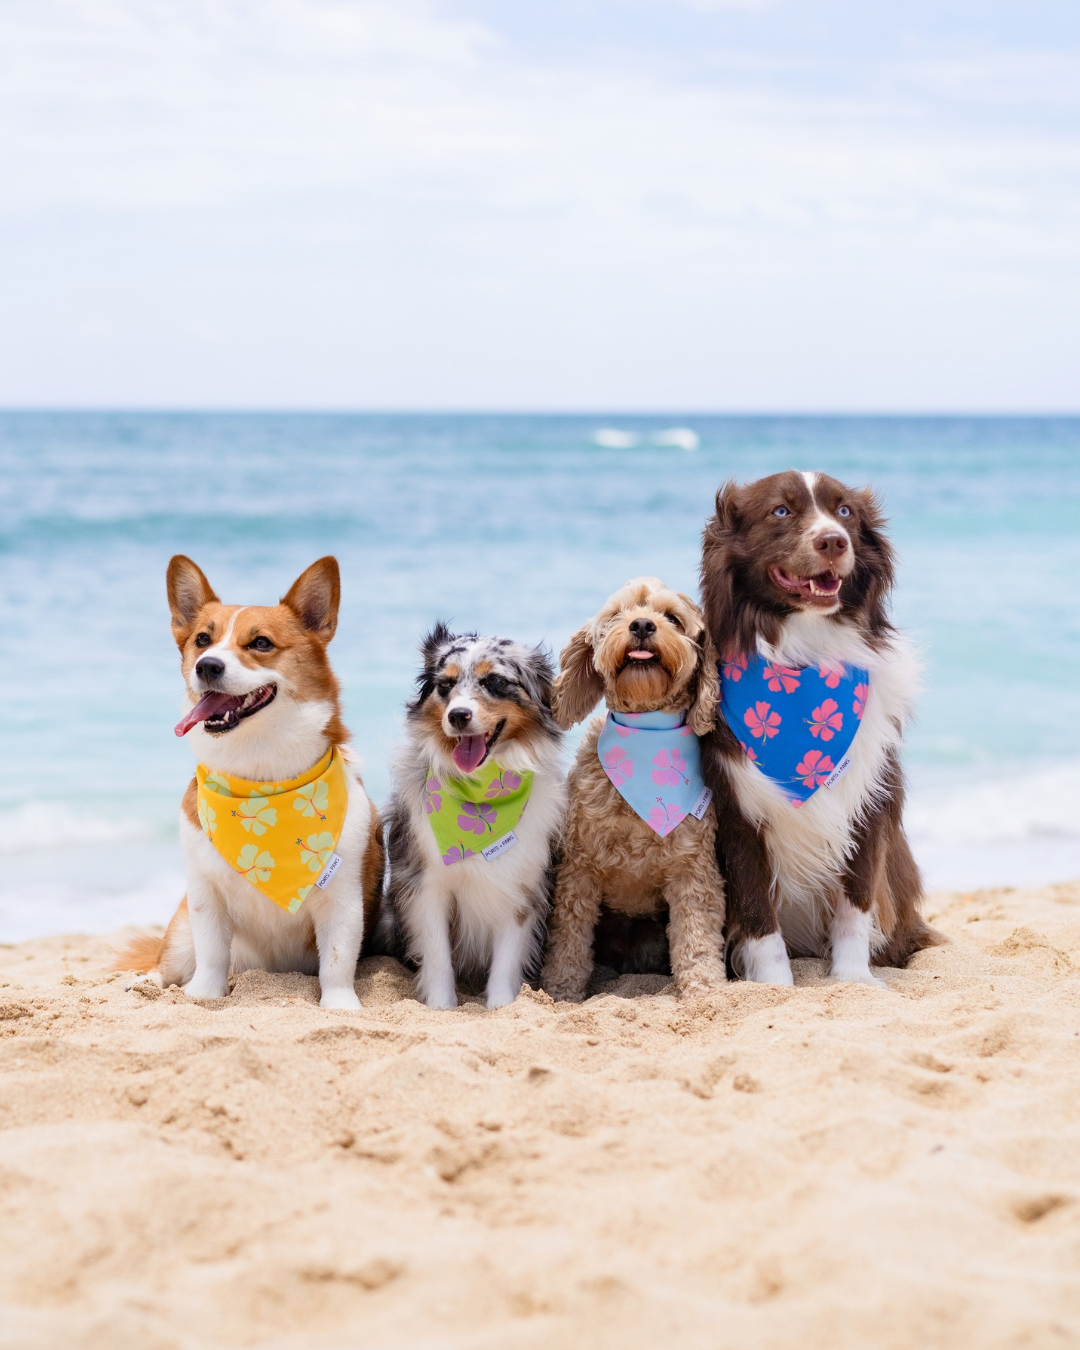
left=383, top=625, right=565, bottom=1009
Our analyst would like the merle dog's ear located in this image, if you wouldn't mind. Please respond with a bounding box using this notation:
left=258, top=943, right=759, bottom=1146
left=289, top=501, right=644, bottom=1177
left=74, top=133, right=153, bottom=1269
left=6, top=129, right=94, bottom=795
left=282, top=557, right=341, bottom=641
left=688, top=628, right=720, bottom=736
left=524, top=644, right=557, bottom=711
left=420, top=621, right=453, bottom=667
left=552, top=625, right=604, bottom=729
left=167, top=555, right=218, bottom=643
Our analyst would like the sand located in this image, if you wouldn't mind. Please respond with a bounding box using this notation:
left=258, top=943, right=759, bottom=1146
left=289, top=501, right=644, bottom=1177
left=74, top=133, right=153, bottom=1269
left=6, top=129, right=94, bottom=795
left=1, top=883, right=1079, bottom=1350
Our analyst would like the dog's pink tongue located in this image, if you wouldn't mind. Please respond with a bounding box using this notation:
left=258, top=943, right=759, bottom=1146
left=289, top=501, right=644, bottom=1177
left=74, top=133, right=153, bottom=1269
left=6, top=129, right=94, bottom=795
left=452, top=735, right=488, bottom=773
left=174, top=692, right=235, bottom=737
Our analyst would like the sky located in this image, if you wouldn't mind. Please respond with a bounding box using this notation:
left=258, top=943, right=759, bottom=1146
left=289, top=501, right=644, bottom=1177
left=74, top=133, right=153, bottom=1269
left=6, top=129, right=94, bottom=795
left=1, top=0, right=1078, bottom=411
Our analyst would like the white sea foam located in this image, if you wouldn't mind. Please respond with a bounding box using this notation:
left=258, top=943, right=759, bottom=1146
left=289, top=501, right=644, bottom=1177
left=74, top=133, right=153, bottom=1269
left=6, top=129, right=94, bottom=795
left=592, top=428, right=640, bottom=449
left=0, top=802, right=161, bottom=855
left=652, top=427, right=700, bottom=451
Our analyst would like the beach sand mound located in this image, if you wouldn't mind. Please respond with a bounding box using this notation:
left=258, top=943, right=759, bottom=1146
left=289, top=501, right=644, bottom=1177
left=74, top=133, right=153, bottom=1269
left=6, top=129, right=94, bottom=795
left=1, top=883, right=1079, bottom=1350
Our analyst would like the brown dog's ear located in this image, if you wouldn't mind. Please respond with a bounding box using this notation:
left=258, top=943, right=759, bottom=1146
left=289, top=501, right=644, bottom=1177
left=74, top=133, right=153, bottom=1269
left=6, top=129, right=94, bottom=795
left=552, top=625, right=605, bottom=729
left=167, top=556, right=218, bottom=643
left=282, top=557, right=341, bottom=641
left=687, top=629, right=720, bottom=736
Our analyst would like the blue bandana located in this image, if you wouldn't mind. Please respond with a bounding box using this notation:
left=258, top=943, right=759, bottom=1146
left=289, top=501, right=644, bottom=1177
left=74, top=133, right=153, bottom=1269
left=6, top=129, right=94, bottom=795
left=719, top=653, right=870, bottom=806
left=596, top=710, right=712, bottom=837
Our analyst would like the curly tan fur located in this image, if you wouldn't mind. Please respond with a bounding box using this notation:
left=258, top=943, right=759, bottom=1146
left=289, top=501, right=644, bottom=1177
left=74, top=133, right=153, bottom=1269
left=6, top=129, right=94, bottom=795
left=543, top=578, right=725, bottom=1001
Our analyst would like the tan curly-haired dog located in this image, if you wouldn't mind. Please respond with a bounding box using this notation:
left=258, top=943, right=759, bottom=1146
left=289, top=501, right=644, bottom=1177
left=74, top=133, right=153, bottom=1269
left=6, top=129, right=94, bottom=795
left=542, top=577, right=726, bottom=1001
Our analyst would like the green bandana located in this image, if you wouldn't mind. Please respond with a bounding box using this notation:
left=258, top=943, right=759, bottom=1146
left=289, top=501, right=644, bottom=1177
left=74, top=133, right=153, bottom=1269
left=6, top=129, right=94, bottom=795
left=423, top=761, right=534, bottom=865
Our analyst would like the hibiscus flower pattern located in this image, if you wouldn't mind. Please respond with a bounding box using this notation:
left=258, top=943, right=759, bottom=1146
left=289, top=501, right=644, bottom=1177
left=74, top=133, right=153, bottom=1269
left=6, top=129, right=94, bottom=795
left=458, top=801, right=498, bottom=835
left=205, top=771, right=232, bottom=796
left=236, top=843, right=275, bottom=884
left=422, top=776, right=442, bottom=816
left=287, top=884, right=312, bottom=915
left=235, top=796, right=278, bottom=836
left=441, top=843, right=478, bottom=866
left=293, top=778, right=330, bottom=819
left=808, top=699, right=843, bottom=741
left=853, top=683, right=869, bottom=720
left=651, top=747, right=689, bottom=787
left=603, top=744, right=634, bottom=787
left=299, top=831, right=335, bottom=873
left=763, top=663, right=801, bottom=694
left=795, top=749, right=835, bottom=789
left=744, top=701, right=782, bottom=742
left=721, top=652, right=749, bottom=682
left=818, top=663, right=843, bottom=690
left=485, top=770, right=523, bottom=799
left=197, top=799, right=217, bottom=837
left=648, top=800, right=688, bottom=837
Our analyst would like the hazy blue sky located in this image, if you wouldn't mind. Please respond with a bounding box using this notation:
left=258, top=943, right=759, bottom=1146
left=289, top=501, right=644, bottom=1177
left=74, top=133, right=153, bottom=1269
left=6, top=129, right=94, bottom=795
left=2, top=0, right=1077, bottom=409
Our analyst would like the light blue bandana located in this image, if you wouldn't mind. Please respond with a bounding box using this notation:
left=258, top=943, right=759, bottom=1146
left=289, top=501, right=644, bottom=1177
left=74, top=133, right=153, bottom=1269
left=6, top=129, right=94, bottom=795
left=596, top=710, right=712, bottom=837
left=719, top=652, right=870, bottom=806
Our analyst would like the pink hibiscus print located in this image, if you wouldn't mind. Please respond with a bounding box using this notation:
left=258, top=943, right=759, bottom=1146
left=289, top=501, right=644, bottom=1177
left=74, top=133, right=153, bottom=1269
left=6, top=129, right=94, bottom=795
left=808, top=699, right=843, bottom=741
left=423, top=776, right=442, bottom=816
left=603, top=745, right=634, bottom=787
left=648, top=800, right=687, bottom=837
left=652, top=747, right=689, bottom=787
left=458, top=801, right=498, bottom=835
left=853, top=683, right=869, bottom=720
left=738, top=740, right=759, bottom=764
left=485, top=770, right=522, bottom=799
left=764, top=663, right=801, bottom=694
left=441, top=843, right=477, bottom=866
left=613, top=723, right=638, bottom=738
left=818, top=663, right=844, bottom=690
left=795, top=749, right=835, bottom=789
left=744, top=701, right=781, bottom=742
left=721, top=652, right=748, bottom=682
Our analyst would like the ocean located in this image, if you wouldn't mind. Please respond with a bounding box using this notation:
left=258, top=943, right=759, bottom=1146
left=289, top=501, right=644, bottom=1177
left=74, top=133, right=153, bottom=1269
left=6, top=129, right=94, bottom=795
left=1, top=413, right=1078, bottom=942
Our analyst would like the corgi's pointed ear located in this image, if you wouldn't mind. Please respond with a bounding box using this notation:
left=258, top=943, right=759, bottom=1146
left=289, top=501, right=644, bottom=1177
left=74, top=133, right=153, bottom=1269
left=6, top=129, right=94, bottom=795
left=282, top=556, right=340, bottom=641
left=167, top=556, right=218, bottom=641
left=552, top=625, right=604, bottom=729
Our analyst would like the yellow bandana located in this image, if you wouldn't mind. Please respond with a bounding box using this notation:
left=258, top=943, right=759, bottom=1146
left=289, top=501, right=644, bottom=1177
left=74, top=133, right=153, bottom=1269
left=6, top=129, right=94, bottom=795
left=195, top=746, right=348, bottom=914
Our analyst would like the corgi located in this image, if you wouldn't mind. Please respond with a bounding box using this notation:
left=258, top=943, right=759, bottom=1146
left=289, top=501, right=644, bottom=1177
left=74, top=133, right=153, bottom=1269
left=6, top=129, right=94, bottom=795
left=117, top=555, right=382, bottom=1010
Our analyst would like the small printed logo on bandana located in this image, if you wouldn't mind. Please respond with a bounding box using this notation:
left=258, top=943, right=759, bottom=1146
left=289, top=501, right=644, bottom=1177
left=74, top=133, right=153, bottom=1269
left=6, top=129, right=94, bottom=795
left=314, top=853, right=343, bottom=889
left=822, top=755, right=853, bottom=791
left=482, top=832, right=518, bottom=861
left=689, top=786, right=713, bottom=820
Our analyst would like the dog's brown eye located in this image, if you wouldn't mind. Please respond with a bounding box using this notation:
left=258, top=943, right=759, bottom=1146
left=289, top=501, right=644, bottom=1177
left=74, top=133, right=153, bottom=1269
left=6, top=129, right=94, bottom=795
left=664, top=612, right=683, bottom=629
left=248, top=636, right=274, bottom=652
left=195, top=632, right=211, bottom=648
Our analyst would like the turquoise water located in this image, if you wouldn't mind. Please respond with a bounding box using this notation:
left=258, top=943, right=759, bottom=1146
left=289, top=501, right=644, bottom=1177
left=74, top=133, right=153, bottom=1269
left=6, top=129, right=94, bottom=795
left=2, top=413, right=1078, bottom=938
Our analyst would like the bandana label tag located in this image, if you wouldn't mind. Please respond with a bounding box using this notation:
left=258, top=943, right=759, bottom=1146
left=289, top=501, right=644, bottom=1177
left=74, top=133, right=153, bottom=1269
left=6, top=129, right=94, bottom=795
left=690, top=786, right=713, bottom=820
left=822, top=754, right=853, bottom=791
left=314, top=853, right=343, bottom=889
left=482, top=832, right=518, bottom=861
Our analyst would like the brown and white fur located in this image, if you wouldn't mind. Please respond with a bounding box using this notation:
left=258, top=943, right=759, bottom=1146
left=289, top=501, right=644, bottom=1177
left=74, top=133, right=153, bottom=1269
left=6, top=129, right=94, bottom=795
left=700, top=471, right=942, bottom=987
left=542, top=578, right=726, bottom=1001
left=116, top=555, right=383, bottom=1010
left=383, top=626, right=565, bottom=1010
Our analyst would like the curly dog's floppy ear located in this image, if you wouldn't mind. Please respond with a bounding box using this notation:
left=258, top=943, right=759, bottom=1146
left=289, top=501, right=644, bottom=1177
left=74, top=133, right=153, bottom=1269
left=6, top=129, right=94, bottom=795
left=552, top=624, right=604, bottom=729
left=687, top=628, right=720, bottom=736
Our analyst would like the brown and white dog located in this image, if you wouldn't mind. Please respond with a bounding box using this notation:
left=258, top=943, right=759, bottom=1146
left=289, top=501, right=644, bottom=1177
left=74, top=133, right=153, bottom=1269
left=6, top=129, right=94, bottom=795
left=383, top=626, right=565, bottom=1010
left=542, top=578, right=726, bottom=1001
left=700, top=471, right=942, bottom=986
left=117, top=555, right=382, bottom=1009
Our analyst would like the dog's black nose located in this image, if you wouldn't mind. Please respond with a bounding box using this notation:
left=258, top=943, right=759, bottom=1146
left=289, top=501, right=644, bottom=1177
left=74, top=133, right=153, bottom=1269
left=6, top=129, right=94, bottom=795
left=447, top=707, right=473, bottom=731
left=195, top=656, right=226, bottom=682
left=814, top=532, right=849, bottom=561
left=629, top=618, right=656, bottom=640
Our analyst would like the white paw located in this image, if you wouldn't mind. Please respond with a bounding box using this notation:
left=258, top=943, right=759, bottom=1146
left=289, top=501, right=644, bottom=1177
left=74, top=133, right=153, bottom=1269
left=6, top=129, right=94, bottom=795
left=320, top=986, right=362, bottom=1011
left=829, top=965, right=886, bottom=988
left=419, top=984, right=459, bottom=1010
left=183, top=978, right=228, bottom=1000
left=741, top=933, right=794, bottom=985
left=485, top=984, right=521, bottom=1010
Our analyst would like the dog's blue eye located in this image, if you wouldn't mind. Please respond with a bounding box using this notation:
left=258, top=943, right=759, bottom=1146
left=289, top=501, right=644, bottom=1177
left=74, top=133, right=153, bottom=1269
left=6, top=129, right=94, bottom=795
left=838, top=505, right=851, bottom=518
left=195, top=632, right=211, bottom=648
left=248, top=636, right=274, bottom=652
left=773, top=505, right=789, bottom=518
